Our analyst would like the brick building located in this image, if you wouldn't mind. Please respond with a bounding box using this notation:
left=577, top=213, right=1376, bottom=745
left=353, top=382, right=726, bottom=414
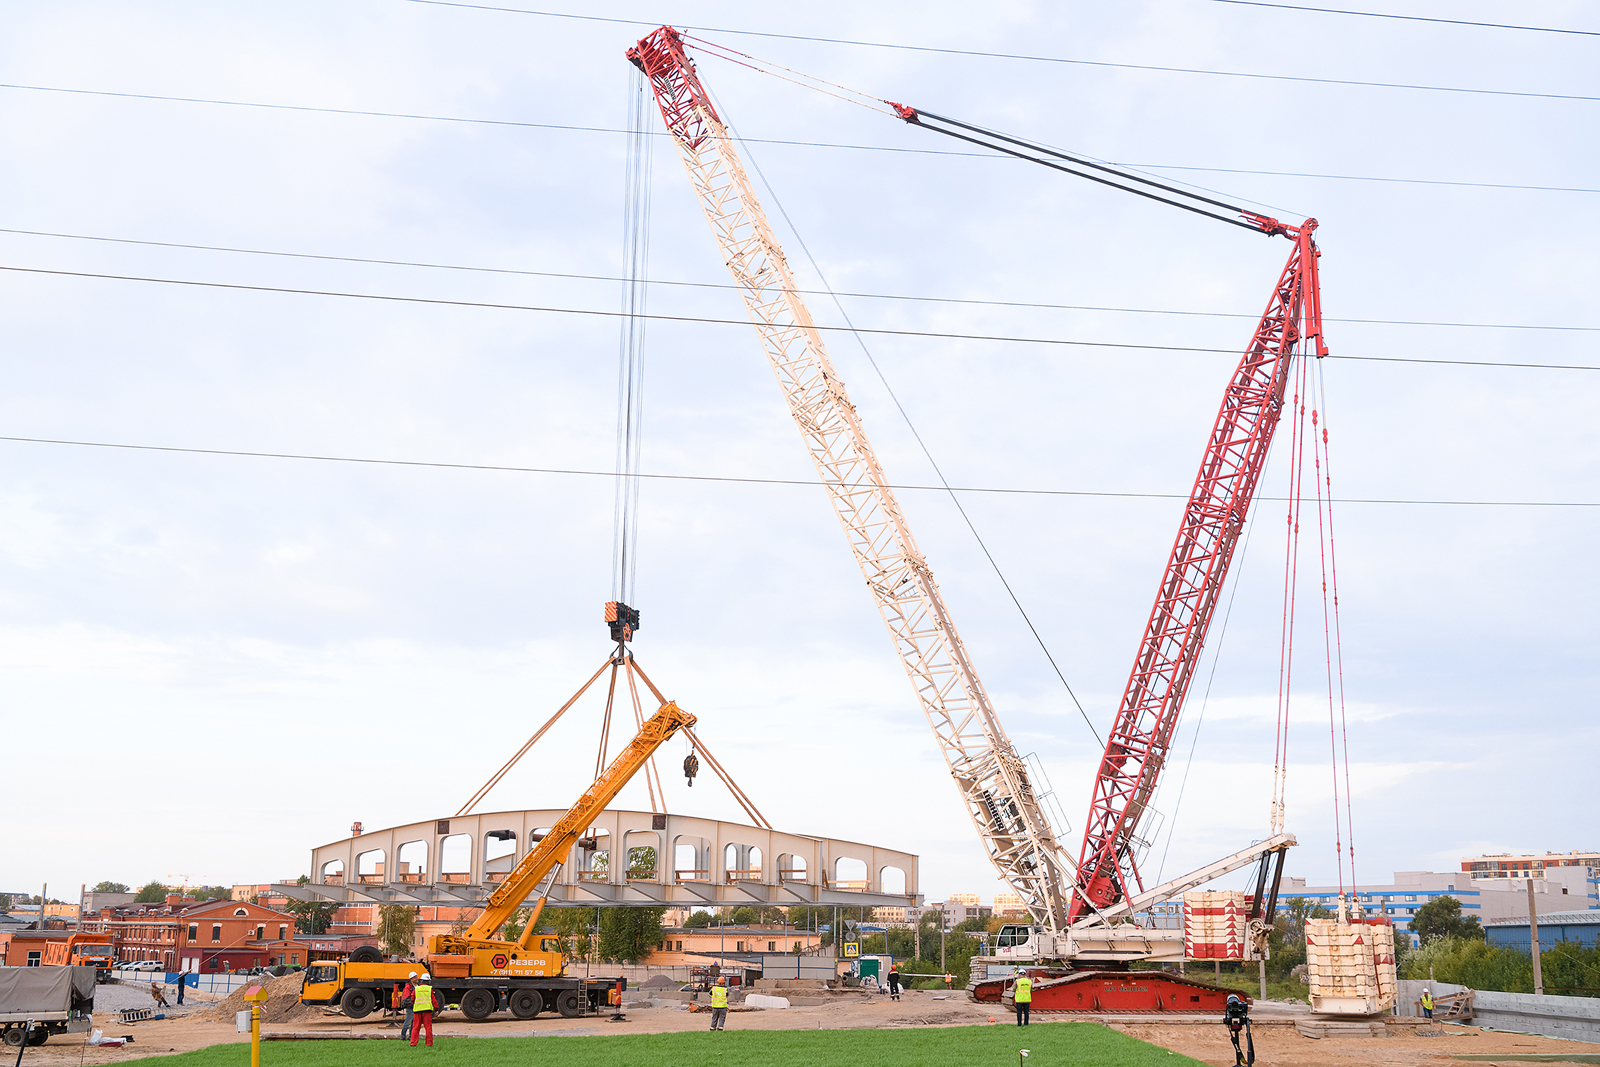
left=92, top=895, right=300, bottom=972
left=647, top=924, right=823, bottom=966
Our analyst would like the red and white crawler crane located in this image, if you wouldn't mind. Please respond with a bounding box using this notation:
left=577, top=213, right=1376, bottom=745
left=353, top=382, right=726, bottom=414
left=629, top=26, right=1383, bottom=1013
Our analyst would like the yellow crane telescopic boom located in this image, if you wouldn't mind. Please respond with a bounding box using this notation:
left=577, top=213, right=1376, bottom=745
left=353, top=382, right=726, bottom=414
left=430, top=699, right=695, bottom=958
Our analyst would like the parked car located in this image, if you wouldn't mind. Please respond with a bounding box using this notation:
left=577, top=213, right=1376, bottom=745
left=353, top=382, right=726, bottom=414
left=128, top=962, right=163, bottom=973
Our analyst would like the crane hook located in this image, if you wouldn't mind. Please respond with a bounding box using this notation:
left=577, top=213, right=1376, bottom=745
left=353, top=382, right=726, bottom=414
left=683, top=752, right=700, bottom=787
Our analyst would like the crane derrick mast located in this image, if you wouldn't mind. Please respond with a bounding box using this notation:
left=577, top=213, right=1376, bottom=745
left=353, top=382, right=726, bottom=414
left=627, top=26, right=1076, bottom=938
left=1074, top=220, right=1325, bottom=917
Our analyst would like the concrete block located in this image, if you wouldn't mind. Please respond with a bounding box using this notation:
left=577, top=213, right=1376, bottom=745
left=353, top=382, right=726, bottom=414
left=746, top=994, right=790, bottom=1009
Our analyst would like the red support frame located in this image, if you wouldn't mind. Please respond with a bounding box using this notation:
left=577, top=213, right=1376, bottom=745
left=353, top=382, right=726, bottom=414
left=1070, top=218, right=1327, bottom=918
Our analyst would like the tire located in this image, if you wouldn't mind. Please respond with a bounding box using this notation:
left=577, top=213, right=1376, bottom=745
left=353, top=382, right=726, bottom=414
left=348, top=946, right=383, bottom=964
left=2, top=1030, right=24, bottom=1049
left=341, top=987, right=376, bottom=1019
left=509, top=989, right=541, bottom=1020
left=26, top=1029, right=48, bottom=1047
left=459, top=987, right=496, bottom=1021
left=555, top=989, right=583, bottom=1018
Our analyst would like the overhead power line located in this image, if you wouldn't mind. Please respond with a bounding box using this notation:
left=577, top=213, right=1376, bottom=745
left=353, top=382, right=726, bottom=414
left=2, top=83, right=1588, bottom=195
left=6, top=227, right=1593, bottom=332
left=1203, top=0, right=1600, bottom=38
left=3, top=434, right=1595, bottom=509
left=4, top=263, right=1597, bottom=372
left=400, top=1, right=1600, bottom=103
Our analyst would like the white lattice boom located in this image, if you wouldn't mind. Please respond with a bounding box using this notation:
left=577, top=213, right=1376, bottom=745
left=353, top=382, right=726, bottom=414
left=629, top=27, right=1075, bottom=933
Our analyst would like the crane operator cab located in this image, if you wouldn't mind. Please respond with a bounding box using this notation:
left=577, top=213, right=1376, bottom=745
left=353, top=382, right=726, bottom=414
left=989, top=924, right=1067, bottom=961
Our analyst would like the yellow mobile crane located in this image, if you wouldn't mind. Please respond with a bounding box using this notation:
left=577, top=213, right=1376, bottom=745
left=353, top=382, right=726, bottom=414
left=300, top=698, right=695, bottom=1022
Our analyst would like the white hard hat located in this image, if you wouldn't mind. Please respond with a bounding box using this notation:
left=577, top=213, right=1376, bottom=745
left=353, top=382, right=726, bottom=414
left=408, top=971, right=418, bottom=979
left=421, top=973, right=431, bottom=981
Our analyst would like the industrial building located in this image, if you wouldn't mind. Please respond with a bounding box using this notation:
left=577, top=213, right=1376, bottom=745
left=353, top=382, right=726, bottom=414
left=1486, top=911, right=1600, bottom=952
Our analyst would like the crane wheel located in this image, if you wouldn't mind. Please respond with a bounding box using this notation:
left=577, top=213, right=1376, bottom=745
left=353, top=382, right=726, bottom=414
left=348, top=946, right=383, bottom=964
left=555, top=990, right=583, bottom=1018
left=509, top=989, right=541, bottom=1020
left=340, top=987, right=375, bottom=1019
left=459, top=988, right=497, bottom=1021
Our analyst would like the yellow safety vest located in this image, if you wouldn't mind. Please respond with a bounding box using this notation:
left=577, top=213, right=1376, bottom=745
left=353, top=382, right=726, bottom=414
left=414, top=983, right=435, bottom=1012
left=710, top=985, right=728, bottom=1008
left=1421, top=991, right=1433, bottom=1010
left=1014, top=975, right=1033, bottom=1003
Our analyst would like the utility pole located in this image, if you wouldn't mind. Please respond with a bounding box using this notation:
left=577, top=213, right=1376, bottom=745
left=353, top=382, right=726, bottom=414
left=940, top=910, right=946, bottom=974
left=1527, top=878, right=1545, bottom=996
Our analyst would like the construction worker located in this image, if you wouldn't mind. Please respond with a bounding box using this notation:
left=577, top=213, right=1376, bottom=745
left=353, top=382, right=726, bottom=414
left=149, top=981, right=170, bottom=1009
left=1420, top=987, right=1434, bottom=1020
left=1013, top=972, right=1032, bottom=1026
left=397, top=972, right=417, bottom=1041
left=410, top=972, right=437, bottom=1047
left=709, top=976, right=728, bottom=1031
left=887, top=963, right=901, bottom=1001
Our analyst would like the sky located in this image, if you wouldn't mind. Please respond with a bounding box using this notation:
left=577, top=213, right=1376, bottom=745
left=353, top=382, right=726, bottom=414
left=1, top=1, right=1595, bottom=910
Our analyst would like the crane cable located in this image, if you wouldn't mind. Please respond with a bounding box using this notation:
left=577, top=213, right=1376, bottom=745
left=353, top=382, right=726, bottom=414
left=1311, top=363, right=1358, bottom=890
left=597, top=67, right=656, bottom=793
left=612, top=65, right=653, bottom=609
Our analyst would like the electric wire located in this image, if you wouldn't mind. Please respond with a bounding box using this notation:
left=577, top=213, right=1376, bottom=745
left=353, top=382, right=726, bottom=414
left=723, top=104, right=1103, bottom=747
left=1203, top=0, right=1600, bottom=38
left=2, top=83, right=1591, bottom=195
left=398, top=2, right=1600, bottom=103
left=2, top=435, right=1596, bottom=508
left=5, top=264, right=1597, bottom=371
left=9, top=227, right=1596, bottom=330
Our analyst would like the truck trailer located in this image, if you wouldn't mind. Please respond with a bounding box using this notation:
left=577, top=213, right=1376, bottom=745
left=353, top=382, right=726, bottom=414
left=0, top=966, right=95, bottom=1047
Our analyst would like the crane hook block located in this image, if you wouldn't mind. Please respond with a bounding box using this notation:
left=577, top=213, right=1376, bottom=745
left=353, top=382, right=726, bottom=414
left=683, top=752, right=700, bottom=787
left=605, top=601, right=641, bottom=642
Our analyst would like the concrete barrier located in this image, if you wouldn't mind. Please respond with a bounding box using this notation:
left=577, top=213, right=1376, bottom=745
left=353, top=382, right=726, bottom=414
left=1396, top=979, right=1600, bottom=1043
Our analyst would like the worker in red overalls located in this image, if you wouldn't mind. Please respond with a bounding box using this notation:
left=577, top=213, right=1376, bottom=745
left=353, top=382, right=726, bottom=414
left=409, top=972, right=437, bottom=1047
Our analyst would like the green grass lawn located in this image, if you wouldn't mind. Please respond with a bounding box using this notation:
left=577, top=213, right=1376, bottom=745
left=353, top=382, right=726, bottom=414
left=138, top=1021, right=1206, bottom=1066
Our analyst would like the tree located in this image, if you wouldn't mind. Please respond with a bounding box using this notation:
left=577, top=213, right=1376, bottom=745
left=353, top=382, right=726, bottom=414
left=286, top=899, right=338, bottom=935
left=93, top=881, right=129, bottom=894
left=0, top=895, right=9, bottom=911
left=728, top=906, right=759, bottom=925
left=628, top=847, right=657, bottom=879
left=1409, top=896, right=1485, bottom=944
left=599, top=907, right=666, bottom=963
left=377, top=905, right=416, bottom=956
left=684, top=910, right=714, bottom=929
left=1265, top=896, right=1332, bottom=980
left=545, top=908, right=594, bottom=959
left=134, top=881, right=168, bottom=903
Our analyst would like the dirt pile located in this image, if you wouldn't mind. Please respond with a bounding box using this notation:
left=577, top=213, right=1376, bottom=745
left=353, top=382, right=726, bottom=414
left=203, top=974, right=326, bottom=1024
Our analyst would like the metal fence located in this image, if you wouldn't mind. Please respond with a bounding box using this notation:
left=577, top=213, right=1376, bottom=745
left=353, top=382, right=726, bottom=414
left=111, top=971, right=265, bottom=996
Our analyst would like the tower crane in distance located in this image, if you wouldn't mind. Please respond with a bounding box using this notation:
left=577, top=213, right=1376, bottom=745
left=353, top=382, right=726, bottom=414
left=628, top=27, right=1299, bottom=1012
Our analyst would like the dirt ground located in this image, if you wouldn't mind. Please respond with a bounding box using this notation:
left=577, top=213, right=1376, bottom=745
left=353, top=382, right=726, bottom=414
left=21, top=988, right=1600, bottom=1065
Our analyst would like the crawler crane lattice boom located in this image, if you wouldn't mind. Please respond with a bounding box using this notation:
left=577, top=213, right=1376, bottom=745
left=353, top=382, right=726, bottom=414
left=628, top=26, right=1077, bottom=940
